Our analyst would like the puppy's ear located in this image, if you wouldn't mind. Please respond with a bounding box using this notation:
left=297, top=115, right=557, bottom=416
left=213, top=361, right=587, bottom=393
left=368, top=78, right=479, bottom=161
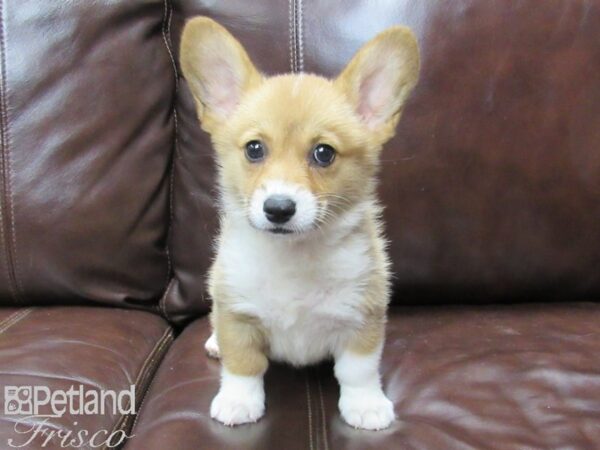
left=335, top=27, right=420, bottom=141
left=180, top=17, right=262, bottom=132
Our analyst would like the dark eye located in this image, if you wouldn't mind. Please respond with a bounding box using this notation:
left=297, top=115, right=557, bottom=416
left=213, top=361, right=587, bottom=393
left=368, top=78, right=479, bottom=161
left=245, top=140, right=265, bottom=162
left=312, top=144, right=336, bottom=167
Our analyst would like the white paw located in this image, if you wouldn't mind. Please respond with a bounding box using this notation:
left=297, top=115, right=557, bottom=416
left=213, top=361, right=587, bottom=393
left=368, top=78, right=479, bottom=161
left=205, top=333, right=220, bottom=359
left=210, top=370, right=265, bottom=426
left=339, top=387, right=395, bottom=430
left=210, top=390, right=265, bottom=426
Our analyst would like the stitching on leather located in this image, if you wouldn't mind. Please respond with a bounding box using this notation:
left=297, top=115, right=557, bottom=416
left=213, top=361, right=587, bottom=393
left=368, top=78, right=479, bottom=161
left=159, top=0, right=179, bottom=320
left=288, top=0, right=296, bottom=72
left=2, top=0, right=22, bottom=297
left=0, top=309, right=19, bottom=330
left=317, top=377, right=329, bottom=450
left=158, top=277, right=174, bottom=318
left=0, top=191, right=8, bottom=300
left=305, top=373, right=315, bottom=450
left=127, top=352, right=160, bottom=437
left=0, top=0, right=11, bottom=299
left=0, top=308, right=32, bottom=334
left=297, top=0, right=304, bottom=72
left=132, top=327, right=173, bottom=399
left=311, top=369, right=324, bottom=450
left=0, top=0, right=21, bottom=301
left=102, top=327, right=173, bottom=450
left=102, top=329, right=173, bottom=449
left=124, top=326, right=173, bottom=441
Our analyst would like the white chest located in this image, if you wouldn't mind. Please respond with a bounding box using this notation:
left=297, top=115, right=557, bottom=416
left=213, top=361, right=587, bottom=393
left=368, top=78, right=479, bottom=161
left=217, top=226, right=374, bottom=365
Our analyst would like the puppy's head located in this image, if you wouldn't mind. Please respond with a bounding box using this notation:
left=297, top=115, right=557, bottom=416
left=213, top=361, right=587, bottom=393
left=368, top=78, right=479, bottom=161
left=180, top=17, right=419, bottom=236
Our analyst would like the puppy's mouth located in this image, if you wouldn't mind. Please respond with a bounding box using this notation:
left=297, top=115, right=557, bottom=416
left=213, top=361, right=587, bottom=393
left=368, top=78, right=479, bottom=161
left=269, top=227, right=294, bottom=235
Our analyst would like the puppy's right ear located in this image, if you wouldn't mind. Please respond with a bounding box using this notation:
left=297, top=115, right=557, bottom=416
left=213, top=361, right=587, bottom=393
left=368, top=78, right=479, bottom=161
left=180, top=17, right=262, bottom=133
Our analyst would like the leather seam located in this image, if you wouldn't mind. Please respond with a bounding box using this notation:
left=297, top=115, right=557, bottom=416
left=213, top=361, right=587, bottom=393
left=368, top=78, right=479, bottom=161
left=102, top=326, right=174, bottom=450
left=159, top=0, right=179, bottom=320
left=127, top=346, right=162, bottom=438
left=0, top=307, right=32, bottom=334
left=289, top=0, right=304, bottom=72
left=0, top=0, right=22, bottom=301
left=297, top=0, right=304, bottom=72
left=310, top=371, right=321, bottom=450
left=305, top=373, right=315, bottom=450
left=288, top=0, right=296, bottom=72
left=317, top=376, right=329, bottom=450
left=158, top=277, right=174, bottom=322
left=125, top=327, right=174, bottom=442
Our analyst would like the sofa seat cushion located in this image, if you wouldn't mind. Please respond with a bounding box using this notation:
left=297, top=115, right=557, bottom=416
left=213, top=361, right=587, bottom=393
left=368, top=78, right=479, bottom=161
left=0, top=307, right=172, bottom=449
left=126, top=303, right=600, bottom=450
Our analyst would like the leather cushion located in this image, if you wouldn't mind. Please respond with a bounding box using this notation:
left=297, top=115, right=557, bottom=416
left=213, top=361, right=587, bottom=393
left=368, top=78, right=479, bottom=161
left=0, top=307, right=172, bottom=449
left=126, top=303, right=600, bottom=449
left=0, top=0, right=174, bottom=307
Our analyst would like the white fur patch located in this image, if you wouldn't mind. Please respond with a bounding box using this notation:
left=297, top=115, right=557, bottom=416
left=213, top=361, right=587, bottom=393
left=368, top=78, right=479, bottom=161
left=219, top=202, right=375, bottom=366
left=335, top=347, right=395, bottom=430
left=248, top=179, right=318, bottom=233
left=210, top=368, right=265, bottom=426
left=205, top=333, right=220, bottom=359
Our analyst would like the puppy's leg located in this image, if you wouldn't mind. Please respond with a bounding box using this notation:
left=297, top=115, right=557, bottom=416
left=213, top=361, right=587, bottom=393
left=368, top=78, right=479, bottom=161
left=210, top=309, right=268, bottom=426
left=205, top=312, right=220, bottom=358
left=335, top=315, right=394, bottom=430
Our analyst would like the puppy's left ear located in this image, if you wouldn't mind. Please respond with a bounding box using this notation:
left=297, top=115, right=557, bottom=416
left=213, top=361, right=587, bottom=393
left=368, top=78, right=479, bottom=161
left=180, top=17, right=262, bottom=133
left=335, top=26, right=420, bottom=141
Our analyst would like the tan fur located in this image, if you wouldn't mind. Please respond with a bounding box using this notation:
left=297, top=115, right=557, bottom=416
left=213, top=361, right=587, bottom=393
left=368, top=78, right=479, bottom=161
left=345, top=212, right=390, bottom=355
left=180, top=17, right=263, bottom=133
left=211, top=74, right=381, bottom=223
left=181, top=18, right=420, bottom=376
left=215, top=308, right=268, bottom=376
left=347, top=313, right=386, bottom=355
left=208, top=266, right=268, bottom=376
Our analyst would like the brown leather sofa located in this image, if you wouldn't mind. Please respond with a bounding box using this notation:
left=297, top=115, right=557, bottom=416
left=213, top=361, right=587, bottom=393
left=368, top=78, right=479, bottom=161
left=0, top=1, right=598, bottom=449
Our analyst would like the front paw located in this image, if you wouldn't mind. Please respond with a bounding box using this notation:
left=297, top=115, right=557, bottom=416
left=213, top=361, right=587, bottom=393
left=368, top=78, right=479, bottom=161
left=210, top=388, right=265, bottom=426
left=339, top=387, right=395, bottom=430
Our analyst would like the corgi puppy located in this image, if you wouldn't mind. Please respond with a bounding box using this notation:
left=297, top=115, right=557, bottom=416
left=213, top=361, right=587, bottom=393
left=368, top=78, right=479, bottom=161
left=180, top=17, right=419, bottom=430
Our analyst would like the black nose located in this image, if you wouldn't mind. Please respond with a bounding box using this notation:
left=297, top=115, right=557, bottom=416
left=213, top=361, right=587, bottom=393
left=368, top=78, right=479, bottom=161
left=263, top=195, right=296, bottom=224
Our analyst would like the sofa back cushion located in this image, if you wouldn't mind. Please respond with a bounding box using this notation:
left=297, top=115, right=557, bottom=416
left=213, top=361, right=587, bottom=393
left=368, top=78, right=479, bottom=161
left=166, top=0, right=600, bottom=322
left=0, top=1, right=174, bottom=307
